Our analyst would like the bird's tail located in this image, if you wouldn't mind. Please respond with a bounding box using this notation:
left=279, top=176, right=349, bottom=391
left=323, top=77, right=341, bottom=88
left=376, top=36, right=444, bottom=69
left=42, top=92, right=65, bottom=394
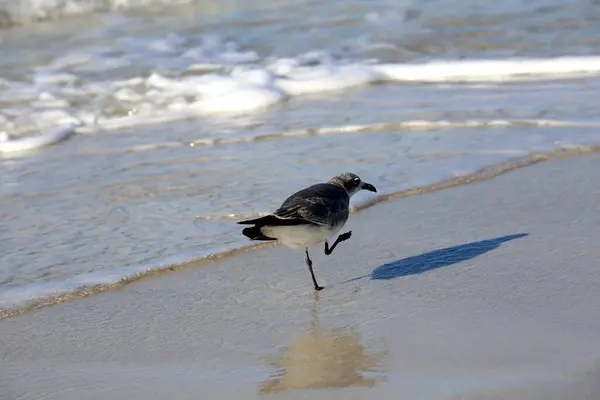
left=237, top=215, right=273, bottom=225
left=241, top=225, right=276, bottom=241
left=237, top=214, right=310, bottom=241
left=237, top=214, right=310, bottom=227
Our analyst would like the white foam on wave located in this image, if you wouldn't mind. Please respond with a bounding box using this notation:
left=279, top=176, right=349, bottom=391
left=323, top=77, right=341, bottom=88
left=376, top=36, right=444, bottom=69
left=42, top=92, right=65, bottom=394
left=273, top=64, right=381, bottom=95
left=4, top=54, right=600, bottom=149
left=144, top=69, right=287, bottom=116
left=375, top=56, right=600, bottom=82
left=78, top=56, right=600, bottom=132
left=0, top=124, right=78, bottom=153
left=0, top=0, right=199, bottom=26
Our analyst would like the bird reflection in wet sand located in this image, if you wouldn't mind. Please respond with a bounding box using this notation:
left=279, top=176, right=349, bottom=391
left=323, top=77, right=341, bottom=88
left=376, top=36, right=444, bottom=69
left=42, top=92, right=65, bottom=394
left=259, top=293, right=386, bottom=394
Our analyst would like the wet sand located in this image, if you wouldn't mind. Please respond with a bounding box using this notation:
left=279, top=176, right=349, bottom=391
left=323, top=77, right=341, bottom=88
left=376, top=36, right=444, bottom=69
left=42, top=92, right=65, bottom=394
left=2, top=154, right=600, bottom=399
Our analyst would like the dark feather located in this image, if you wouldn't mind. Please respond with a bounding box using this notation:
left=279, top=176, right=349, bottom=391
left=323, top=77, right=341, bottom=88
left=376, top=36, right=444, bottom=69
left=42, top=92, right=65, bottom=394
left=274, top=183, right=349, bottom=226
left=239, top=215, right=310, bottom=241
left=237, top=214, right=312, bottom=227
left=241, top=226, right=276, bottom=241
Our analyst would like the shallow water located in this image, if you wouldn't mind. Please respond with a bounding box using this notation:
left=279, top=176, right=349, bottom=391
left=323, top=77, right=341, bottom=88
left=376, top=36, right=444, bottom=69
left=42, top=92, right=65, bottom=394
left=2, top=0, right=600, bottom=310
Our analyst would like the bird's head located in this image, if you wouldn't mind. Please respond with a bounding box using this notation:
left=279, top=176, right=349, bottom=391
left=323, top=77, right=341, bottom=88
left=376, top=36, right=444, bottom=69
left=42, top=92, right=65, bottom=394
left=329, top=172, right=377, bottom=197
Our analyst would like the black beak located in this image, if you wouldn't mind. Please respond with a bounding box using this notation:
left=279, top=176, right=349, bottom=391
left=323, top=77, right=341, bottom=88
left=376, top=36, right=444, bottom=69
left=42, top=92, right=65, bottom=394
left=361, top=182, right=377, bottom=193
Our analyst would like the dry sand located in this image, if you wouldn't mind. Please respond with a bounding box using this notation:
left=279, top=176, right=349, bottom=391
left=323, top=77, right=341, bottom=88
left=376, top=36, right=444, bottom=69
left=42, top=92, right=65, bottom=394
left=2, top=154, right=600, bottom=399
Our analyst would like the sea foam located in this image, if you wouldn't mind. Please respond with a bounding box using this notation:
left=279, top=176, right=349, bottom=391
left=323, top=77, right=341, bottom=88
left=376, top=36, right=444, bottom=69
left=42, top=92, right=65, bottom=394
left=3, top=54, right=600, bottom=152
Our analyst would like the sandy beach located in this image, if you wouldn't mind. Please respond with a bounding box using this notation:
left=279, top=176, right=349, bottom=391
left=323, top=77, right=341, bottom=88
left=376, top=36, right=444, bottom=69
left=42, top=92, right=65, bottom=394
left=3, top=154, right=600, bottom=399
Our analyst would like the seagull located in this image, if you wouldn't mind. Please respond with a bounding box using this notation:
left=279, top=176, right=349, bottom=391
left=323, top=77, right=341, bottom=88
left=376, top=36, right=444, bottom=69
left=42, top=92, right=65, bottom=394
left=237, top=172, right=377, bottom=290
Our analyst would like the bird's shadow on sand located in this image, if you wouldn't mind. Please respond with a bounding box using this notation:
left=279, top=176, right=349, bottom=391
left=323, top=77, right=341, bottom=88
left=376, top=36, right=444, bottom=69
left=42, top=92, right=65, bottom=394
left=346, top=233, right=528, bottom=282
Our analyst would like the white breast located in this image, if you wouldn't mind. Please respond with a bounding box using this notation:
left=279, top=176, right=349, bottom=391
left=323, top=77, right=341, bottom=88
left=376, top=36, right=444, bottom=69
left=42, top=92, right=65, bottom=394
left=262, top=223, right=344, bottom=249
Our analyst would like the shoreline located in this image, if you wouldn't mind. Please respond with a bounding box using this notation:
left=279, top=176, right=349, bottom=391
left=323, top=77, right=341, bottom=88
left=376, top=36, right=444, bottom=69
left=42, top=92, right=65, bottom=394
left=3, top=153, right=600, bottom=399
left=2, top=145, right=600, bottom=321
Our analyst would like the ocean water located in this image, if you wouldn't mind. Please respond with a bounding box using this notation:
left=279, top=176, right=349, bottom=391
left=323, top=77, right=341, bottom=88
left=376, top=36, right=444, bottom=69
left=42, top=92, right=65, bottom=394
left=2, top=0, right=600, bottom=312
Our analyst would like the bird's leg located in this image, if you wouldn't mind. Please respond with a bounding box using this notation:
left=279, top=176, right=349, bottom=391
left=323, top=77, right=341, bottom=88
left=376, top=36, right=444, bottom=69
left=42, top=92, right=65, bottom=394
left=305, top=249, right=324, bottom=291
left=324, top=231, right=352, bottom=255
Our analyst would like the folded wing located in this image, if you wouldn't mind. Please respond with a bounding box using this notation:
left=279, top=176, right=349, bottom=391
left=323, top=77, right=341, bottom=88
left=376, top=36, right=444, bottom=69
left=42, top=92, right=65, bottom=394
left=273, top=183, right=349, bottom=227
left=237, top=183, right=349, bottom=228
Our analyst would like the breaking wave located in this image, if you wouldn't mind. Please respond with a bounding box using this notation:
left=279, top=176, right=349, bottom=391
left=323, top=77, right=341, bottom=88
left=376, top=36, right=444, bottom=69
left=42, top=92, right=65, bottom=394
left=3, top=55, right=600, bottom=153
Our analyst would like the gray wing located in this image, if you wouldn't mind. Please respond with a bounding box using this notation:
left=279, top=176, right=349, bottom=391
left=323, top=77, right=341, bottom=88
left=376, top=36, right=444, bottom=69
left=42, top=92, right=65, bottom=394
left=274, top=183, right=349, bottom=227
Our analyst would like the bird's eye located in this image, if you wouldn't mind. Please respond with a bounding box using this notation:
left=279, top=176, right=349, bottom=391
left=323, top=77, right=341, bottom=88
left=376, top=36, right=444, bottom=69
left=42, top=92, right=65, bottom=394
left=353, top=177, right=360, bottom=184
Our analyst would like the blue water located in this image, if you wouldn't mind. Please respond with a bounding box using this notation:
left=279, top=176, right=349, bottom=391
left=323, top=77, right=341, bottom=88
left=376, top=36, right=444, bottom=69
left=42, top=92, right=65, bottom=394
left=2, top=0, right=600, bottom=310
